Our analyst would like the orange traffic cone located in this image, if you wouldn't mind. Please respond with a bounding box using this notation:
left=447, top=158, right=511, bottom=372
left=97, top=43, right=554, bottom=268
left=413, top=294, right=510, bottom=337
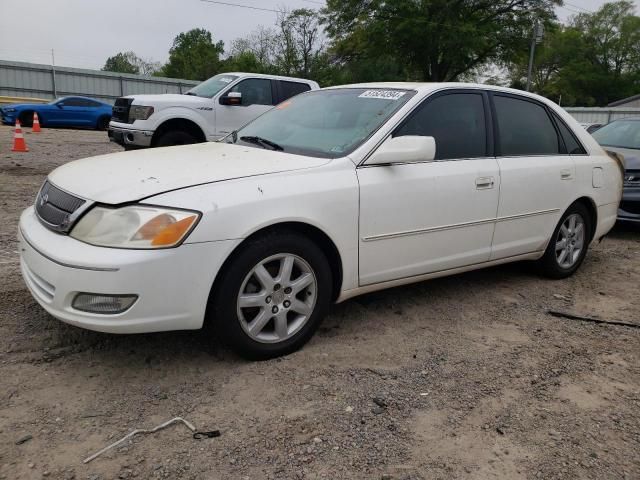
left=11, top=120, right=29, bottom=152
left=32, top=112, right=41, bottom=133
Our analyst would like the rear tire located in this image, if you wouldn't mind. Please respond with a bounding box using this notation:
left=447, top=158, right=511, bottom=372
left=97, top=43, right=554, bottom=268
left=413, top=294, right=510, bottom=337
left=208, top=231, right=332, bottom=360
left=538, top=202, right=591, bottom=279
left=155, top=130, right=198, bottom=147
left=97, top=116, right=110, bottom=130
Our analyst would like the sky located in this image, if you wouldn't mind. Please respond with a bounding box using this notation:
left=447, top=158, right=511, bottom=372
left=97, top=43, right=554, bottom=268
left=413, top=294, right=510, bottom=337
left=0, top=0, right=633, bottom=71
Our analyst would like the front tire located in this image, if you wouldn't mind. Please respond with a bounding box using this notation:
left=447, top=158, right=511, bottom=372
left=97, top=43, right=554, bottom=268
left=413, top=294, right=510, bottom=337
left=209, top=231, right=332, bottom=360
left=97, top=116, right=110, bottom=130
left=155, top=130, right=198, bottom=147
left=19, top=111, right=34, bottom=127
left=538, top=202, right=591, bottom=279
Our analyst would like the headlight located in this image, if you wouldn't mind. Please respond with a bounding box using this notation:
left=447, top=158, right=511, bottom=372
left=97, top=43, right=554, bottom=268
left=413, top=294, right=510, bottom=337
left=128, top=105, right=154, bottom=122
left=70, top=205, right=200, bottom=249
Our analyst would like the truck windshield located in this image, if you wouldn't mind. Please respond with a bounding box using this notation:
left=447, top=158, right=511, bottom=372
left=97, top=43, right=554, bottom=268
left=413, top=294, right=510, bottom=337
left=187, top=74, right=238, bottom=98
left=227, top=88, right=415, bottom=158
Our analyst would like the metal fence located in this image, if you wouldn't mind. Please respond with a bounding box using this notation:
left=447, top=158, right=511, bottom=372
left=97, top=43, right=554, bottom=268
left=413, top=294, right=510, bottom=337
left=564, top=107, right=640, bottom=124
left=0, top=59, right=199, bottom=105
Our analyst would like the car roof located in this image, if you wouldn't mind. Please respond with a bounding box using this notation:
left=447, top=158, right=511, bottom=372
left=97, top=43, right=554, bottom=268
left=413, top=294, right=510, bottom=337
left=322, top=82, right=553, bottom=102
left=225, top=72, right=318, bottom=85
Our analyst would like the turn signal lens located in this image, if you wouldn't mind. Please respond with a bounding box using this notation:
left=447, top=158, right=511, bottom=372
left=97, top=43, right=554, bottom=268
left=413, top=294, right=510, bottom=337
left=150, top=216, right=198, bottom=246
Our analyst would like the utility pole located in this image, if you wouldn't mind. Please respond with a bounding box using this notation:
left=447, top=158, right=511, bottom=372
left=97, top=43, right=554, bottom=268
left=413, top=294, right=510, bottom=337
left=526, top=22, right=544, bottom=92
left=51, top=49, right=58, bottom=98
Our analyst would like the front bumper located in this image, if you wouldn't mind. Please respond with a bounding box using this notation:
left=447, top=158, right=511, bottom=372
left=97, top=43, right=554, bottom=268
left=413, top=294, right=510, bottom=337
left=618, top=187, right=640, bottom=223
left=1, top=113, right=16, bottom=125
left=108, top=124, right=154, bottom=148
left=18, top=206, right=240, bottom=333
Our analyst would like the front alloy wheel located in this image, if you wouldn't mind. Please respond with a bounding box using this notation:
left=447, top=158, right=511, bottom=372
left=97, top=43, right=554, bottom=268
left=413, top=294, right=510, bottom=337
left=237, top=254, right=317, bottom=343
left=209, top=231, right=332, bottom=359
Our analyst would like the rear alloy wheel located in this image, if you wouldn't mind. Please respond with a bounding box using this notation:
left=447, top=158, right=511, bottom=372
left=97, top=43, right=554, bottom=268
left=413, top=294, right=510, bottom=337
left=97, top=116, right=110, bottom=130
left=210, top=231, right=332, bottom=359
left=538, top=203, right=591, bottom=279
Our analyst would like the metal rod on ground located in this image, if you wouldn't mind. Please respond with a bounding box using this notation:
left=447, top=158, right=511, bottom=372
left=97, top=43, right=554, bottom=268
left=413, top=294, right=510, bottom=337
left=83, top=417, right=196, bottom=464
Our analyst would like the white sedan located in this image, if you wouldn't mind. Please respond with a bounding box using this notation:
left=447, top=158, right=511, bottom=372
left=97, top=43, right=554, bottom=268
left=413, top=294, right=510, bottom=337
left=18, top=83, right=623, bottom=359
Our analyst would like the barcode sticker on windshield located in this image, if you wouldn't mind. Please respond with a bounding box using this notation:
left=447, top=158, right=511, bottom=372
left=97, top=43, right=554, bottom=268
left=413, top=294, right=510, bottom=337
left=359, top=90, right=406, bottom=100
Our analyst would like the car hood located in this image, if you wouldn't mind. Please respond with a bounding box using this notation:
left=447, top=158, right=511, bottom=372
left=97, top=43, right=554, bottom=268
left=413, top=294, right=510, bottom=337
left=126, top=94, right=210, bottom=107
left=602, top=146, right=640, bottom=170
left=1, top=103, right=40, bottom=111
left=48, top=142, right=331, bottom=204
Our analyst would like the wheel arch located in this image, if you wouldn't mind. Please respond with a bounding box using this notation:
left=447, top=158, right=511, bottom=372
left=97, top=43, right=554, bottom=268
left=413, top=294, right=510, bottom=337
left=151, top=117, right=206, bottom=146
left=208, top=221, right=344, bottom=305
left=573, top=196, right=598, bottom=242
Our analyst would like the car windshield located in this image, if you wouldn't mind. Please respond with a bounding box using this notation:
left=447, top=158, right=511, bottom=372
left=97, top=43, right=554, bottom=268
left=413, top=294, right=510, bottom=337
left=592, top=119, right=640, bottom=150
left=49, top=98, right=66, bottom=105
left=226, top=88, right=415, bottom=158
left=186, top=74, right=238, bottom=98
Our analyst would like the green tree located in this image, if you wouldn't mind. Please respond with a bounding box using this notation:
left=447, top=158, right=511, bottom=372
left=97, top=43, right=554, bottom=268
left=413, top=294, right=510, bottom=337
left=102, top=51, right=140, bottom=74
left=508, top=1, right=640, bottom=106
left=103, top=51, right=162, bottom=76
left=162, top=28, right=225, bottom=80
left=322, top=0, right=559, bottom=82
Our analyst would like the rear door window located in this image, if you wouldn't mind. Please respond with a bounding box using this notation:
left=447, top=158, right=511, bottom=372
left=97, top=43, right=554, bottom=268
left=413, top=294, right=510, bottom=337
left=493, top=95, right=561, bottom=156
left=394, top=92, right=488, bottom=160
left=279, top=81, right=311, bottom=102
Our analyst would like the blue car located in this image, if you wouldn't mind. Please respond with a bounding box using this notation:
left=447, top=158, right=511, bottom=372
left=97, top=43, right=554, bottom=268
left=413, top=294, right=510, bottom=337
left=0, top=96, right=113, bottom=130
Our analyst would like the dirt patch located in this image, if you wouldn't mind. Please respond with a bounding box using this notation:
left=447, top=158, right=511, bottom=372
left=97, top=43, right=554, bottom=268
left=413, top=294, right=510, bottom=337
left=0, top=126, right=639, bottom=479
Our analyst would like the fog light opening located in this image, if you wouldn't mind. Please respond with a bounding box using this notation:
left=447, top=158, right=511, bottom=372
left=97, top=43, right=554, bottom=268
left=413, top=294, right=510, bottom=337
left=72, top=293, right=138, bottom=314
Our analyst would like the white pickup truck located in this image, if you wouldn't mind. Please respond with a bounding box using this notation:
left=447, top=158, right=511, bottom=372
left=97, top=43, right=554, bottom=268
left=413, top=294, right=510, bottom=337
left=108, top=72, right=319, bottom=149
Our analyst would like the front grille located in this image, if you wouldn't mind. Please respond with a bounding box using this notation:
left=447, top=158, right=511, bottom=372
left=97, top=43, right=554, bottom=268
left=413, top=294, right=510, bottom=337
left=112, top=97, right=133, bottom=123
left=35, top=181, right=86, bottom=233
left=624, top=170, right=640, bottom=187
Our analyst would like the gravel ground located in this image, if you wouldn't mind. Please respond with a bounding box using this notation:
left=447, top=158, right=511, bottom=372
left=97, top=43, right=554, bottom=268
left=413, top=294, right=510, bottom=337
left=0, top=125, right=639, bottom=480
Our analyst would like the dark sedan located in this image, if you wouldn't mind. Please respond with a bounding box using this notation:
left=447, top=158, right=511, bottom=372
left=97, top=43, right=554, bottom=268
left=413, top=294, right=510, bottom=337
left=0, top=96, right=113, bottom=130
left=592, top=118, right=640, bottom=223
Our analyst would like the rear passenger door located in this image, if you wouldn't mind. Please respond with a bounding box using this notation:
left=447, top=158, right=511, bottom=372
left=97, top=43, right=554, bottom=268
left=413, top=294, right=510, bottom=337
left=490, top=93, right=576, bottom=260
left=215, top=78, right=276, bottom=137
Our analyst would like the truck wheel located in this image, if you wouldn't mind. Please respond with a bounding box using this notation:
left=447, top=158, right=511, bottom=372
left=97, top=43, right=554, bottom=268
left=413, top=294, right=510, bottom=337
left=155, top=130, right=198, bottom=147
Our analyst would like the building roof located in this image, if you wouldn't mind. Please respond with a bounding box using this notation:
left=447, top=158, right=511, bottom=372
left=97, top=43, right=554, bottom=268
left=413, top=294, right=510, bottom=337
left=608, top=94, right=640, bottom=107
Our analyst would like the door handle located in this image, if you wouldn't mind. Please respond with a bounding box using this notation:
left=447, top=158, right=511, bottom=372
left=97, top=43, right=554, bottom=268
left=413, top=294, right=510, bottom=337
left=475, top=177, right=495, bottom=189
left=560, top=169, right=573, bottom=180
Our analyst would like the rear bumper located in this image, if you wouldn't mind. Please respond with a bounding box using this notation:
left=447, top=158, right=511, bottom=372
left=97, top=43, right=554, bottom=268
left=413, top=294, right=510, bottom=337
left=108, top=124, right=154, bottom=148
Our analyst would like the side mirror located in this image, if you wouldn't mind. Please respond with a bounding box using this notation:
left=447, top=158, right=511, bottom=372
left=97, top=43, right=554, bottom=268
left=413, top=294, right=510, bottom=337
left=220, top=91, right=242, bottom=106
left=366, top=135, right=436, bottom=166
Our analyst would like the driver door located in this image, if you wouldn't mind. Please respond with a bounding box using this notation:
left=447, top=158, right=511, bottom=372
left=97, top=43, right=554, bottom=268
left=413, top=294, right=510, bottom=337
left=357, top=90, right=500, bottom=285
left=215, top=78, right=276, bottom=137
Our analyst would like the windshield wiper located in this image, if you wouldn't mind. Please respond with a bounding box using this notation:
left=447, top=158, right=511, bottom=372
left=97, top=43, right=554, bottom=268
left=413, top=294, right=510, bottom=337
left=240, top=136, right=284, bottom=151
left=184, top=91, right=197, bottom=96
